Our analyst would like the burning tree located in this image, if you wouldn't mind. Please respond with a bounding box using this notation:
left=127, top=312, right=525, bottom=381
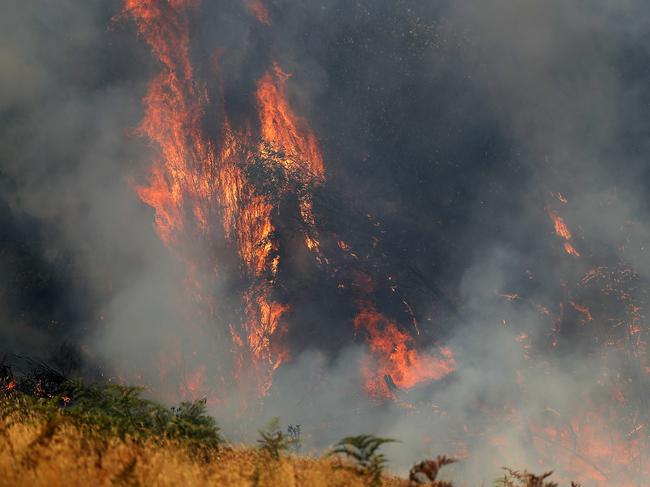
left=117, top=1, right=650, bottom=485
left=120, top=0, right=455, bottom=403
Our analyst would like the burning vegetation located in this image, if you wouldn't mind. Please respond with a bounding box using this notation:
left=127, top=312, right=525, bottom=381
left=120, top=0, right=452, bottom=403
left=108, top=1, right=650, bottom=485
left=3, top=0, right=650, bottom=485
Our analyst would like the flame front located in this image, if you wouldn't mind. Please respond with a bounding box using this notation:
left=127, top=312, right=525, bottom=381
left=256, top=63, right=325, bottom=178
left=122, top=0, right=323, bottom=394
left=122, top=0, right=448, bottom=400
left=354, top=303, right=456, bottom=398
left=117, top=3, right=650, bottom=483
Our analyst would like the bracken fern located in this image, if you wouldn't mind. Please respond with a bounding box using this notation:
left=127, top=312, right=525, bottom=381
left=329, top=434, right=398, bottom=487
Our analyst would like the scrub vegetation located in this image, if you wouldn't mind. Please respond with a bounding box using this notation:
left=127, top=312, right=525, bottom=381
left=0, top=362, right=578, bottom=487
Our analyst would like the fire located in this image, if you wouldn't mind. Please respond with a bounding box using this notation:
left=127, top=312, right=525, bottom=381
left=570, top=301, right=593, bottom=324
left=581, top=267, right=607, bottom=285
left=123, top=0, right=207, bottom=249
left=354, top=303, right=456, bottom=398
left=123, top=0, right=447, bottom=402
left=122, top=0, right=322, bottom=395
left=114, top=4, right=650, bottom=483
left=530, top=406, right=650, bottom=485
left=182, top=365, right=207, bottom=400
left=3, top=380, right=16, bottom=393
left=563, top=241, right=581, bottom=257
left=548, top=210, right=572, bottom=240
left=547, top=208, right=581, bottom=256
left=256, top=63, right=325, bottom=178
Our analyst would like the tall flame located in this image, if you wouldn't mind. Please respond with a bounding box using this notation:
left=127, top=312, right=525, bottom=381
left=118, top=5, right=650, bottom=484
left=122, top=0, right=325, bottom=395
left=256, top=63, right=325, bottom=178
left=124, top=0, right=455, bottom=402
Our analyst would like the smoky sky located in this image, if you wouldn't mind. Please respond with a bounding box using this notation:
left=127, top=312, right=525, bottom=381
left=2, top=0, right=650, bottom=483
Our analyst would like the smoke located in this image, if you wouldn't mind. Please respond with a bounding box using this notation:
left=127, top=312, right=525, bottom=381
left=0, top=0, right=203, bottom=378
left=3, top=0, right=650, bottom=484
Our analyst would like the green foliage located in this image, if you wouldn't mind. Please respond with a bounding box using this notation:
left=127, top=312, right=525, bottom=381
left=0, top=378, right=222, bottom=458
left=329, top=434, right=398, bottom=487
left=256, top=417, right=296, bottom=460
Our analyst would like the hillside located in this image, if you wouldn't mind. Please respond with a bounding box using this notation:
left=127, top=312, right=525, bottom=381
left=0, top=365, right=576, bottom=487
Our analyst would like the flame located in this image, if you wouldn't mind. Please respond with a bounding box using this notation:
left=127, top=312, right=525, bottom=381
left=563, top=241, right=581, bottom=257
left=122, top=0, right=326, bottom=395
left=123, top=0, right=207, bottom=249
left=547, top=208, right=581, bottom=256
left=354, top=303, right=456, bottom=398
left=120, top=6, right=650, bottom=481
left=548, top=210, right=572, bottom=240
left=182, top=365, right=207, bottom=400
left=3, top=379, right=16, bottom=392
left=570, top=301, right=593, bottom=324
left=256, top=63, right=325, bottom=178
left=123, top=0, right=450, bottom=403
left=530, top=406, right=650, bottom=485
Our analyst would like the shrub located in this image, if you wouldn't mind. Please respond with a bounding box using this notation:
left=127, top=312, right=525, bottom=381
left=1, top=368, right=223, bottom=460
left=329, top=434, right=397, bottom=487
left=257, top=417, right=296, bottom=460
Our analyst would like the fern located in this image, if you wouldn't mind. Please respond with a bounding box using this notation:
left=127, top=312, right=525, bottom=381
left=329, top=434, right=397, bottom=487
left=256, top=417, right=296, bottom=460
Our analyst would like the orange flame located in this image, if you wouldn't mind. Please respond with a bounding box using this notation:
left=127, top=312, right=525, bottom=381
left=122, top=1, right=323, bottom=395
left=547, top=208, right=581, bottom=257
left=531, top=407, right=650, bottom=485
left=121, top=7, right=650, bottom=480
left=354, top=303, right=456, bottom=398
left=570, top=301, right=593, bottom=324
left=3, top=380, right=16, bottom=392
left=563, top=241, right=581, bottom=257
left=256, top=63, right=325, bottom=178
left=548, top=210, right=572, bottom=240
left=124, top=0, right=454, bottom=404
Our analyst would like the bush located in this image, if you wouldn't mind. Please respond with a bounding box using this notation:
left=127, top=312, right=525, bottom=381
left=1, top=367, right=222, bottom=459
left=257, top=417, right=296, bottom=460
left=329, top=434, right=397, bottom=487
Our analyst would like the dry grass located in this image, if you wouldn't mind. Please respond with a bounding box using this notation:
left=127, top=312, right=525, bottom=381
left=0, top=413, right=408, bottom=487
left=0, top=365, right=580, bottom=487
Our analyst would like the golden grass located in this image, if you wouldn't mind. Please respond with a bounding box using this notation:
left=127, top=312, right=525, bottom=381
left=0, top=414, right=408, bottom=487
